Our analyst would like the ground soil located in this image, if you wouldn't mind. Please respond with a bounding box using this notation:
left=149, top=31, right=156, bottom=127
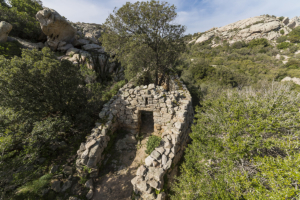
left=93, top=112, right=155, bottom=200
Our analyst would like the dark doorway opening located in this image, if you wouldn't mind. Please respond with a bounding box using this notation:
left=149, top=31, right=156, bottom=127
left=140, top=111, right=154, bottom=133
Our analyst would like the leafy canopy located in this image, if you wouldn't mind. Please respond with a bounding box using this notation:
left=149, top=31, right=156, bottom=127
left=0, top=0, right=43, bottom=41
left=100, top=0, right=186, bottom=84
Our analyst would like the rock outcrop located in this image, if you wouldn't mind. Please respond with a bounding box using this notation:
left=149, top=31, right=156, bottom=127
left=191, top=15, right=300, bottom=46
left=0, top=21, right=12, bottom=43
left=36, top=8, right=76, bottom=50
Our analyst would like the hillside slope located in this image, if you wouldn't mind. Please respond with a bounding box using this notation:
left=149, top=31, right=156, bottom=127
left=189, top=15, right=300, bottom=46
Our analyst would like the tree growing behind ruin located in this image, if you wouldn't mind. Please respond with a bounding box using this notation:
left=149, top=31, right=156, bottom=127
left=100, top=0, right=186, bottom=85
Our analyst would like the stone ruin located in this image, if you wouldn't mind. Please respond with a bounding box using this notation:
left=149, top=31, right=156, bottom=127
left=75, top=76, right=194, bottom=199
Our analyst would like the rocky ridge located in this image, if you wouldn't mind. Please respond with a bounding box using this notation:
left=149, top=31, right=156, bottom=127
left=190, top=15, right=300, bottom=46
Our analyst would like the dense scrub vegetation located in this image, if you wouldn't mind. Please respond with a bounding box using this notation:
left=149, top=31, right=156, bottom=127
left=172, top=82, right=300, bottom=199
left=170, top=18, right=300, bottom=199
left=0, top=47, right=125, bottom=199
left=0, top=0, right=44, bottom=41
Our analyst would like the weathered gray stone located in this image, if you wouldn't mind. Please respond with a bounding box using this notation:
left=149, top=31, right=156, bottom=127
left=61, top=180, right=72, bottom=192
left=150, top=150, right=161, bottom=160
left=63, top=166, right=73, bottom=175
left=51, top=180, right=61, bottom=192
left=86, top=189, right=93, bottom=199
left=136, top=165, right=147, bottom=176
left=85, top=179, right=93, bottom=189
left=162, top=154, right=168, bottom=166
left=157, top=192, right=166, bottom=200
left=145, top=155, right=154, bottom=166
left=0, top=21, right=12, bottom=43
left=50, top=165, right=59, bottom=174
left=36, top=8, right=76, bottom=50
left=85, top=139, right=96, bottom=149
left=147, top=167, right=164, bottom=181
left=81, top=149, right=89, bottom=159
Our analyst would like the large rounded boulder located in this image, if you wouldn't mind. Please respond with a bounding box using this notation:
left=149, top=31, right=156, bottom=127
left=0, top=21, right=13, bottom=43
left=36, top=8, right=76, bottom=50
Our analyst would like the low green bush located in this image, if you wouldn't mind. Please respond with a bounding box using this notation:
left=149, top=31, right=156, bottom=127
left=289, top=35, right=300, bottom=43
left=0, top=41, right=22, bottom=58
left=276, top=35, right=287, bottom=43
left=145, top=135, right=161, bottom=154
left=172, top=82, right=300, bottom=200
left=280, top=29, right=285, bottom=35
left=277, top=42, right=293, bottom=49
left=248, top=38, right=269, bottom=48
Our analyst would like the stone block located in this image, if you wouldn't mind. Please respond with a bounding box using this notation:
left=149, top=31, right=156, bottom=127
left=145, top=155, right=154, bottom=166
left=136, top=165, right=147, bottom=176
left=150, top=150, right=161, bottom=160
left=147, top=167, right=165, bottom=181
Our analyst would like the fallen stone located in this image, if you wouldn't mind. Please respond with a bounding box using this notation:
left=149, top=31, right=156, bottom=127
left=86, top=189, right=93, bottom=199
left=63, top=166, right=73, bottom=175
left=85, top=179, right=93, bottom=189
left=61, top=180, right=72, bottom=192
left=51, top=180, right=61, bottom=192
left=50, top=165, right=59, bottom=174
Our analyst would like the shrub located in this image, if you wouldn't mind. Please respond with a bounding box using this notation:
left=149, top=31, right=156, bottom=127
left=285, top=59, right=300, bottom=68
left=231, top=41, right=247, bottom=49
left=276, top=35, right=287, bottom=43
left=280, top=29, right=285, bottom=35
left=172, top=82, right=300, bottom=200
left=289, top=35, right=300, bottom=43
left=289, top=45, right=299, bottom=53
left=277, top=42, right=292, bottom=49
left=278, top=16, right=285, bottom=21
left=248, top=38, right=269, bottom=48
left=145, top=135, right=161, bottom=154
left=0, top=40, right=22, bottom=58
left=0, top=0, right=44, bottom=41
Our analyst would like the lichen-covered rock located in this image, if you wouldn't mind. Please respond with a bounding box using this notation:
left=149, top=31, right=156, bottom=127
left=36, top=8, right=76, bottom=50
left=0, top=21, right=12, bottom=43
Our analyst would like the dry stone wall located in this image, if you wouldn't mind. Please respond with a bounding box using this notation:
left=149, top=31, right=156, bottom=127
left=75, top=76, right=194, bottom=200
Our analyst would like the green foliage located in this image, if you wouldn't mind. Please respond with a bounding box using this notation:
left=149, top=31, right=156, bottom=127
left=280, top=29, right=285, bottom=35
left=0, top=0, right=44, bottom=41
left=278, top=16, right=285, bottom=21
left=15, top=174, right=52, bottom=198
left=276, top=42, right=293, bottom=49
left=100, top=0, right=186, bottom=85
left=289, top=35, right=300, bottom=43
left=145, top=135, right=161, bottom=154
left=231, top=41, right=247, bottom=49
left=285, top=58, right=300, bottom=69
left=172, top=82, right=300, bottom=200
left=248, top=38, right=269, bottom=48
left=276, top=35, right=287, bottom=43
left=0, top=40, right=22, bottom=58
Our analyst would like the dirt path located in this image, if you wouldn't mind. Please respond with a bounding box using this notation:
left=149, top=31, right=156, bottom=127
left=93, top=112, right=154, bottom=200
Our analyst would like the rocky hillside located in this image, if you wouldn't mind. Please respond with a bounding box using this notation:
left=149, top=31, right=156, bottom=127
left=190, top=15, right=300, bottom=46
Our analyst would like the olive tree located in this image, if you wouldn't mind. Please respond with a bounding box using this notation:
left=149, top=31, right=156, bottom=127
left=100, top=0, right=186, bottom=85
